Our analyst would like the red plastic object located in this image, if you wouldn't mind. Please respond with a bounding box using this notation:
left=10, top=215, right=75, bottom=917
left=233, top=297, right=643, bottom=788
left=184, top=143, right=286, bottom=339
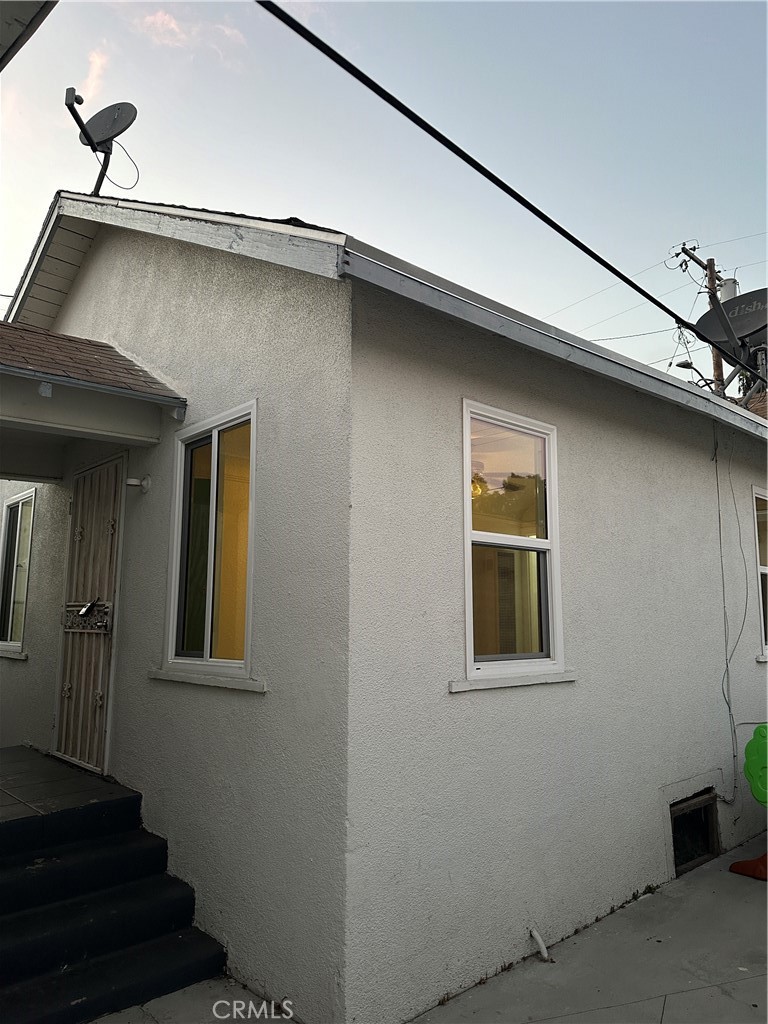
left=729, top=852, right=768, bottom=881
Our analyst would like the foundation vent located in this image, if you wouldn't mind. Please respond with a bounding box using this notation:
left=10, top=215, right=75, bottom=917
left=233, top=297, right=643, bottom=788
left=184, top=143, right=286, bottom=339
left=670, top=788, right=720, bottom=876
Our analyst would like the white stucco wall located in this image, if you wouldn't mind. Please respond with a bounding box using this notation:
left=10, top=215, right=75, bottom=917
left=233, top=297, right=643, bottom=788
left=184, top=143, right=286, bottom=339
left=5, top=227, right=766, bottom=1024
left=0, top=477, right=68, bottom=749
left=47, top=226, right=353, bottom=1024
left=346, top=282, right=767, bottom=1024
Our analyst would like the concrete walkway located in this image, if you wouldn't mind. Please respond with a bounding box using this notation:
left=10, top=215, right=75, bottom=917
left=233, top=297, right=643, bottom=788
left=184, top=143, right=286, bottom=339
left=417, top=834, right=767, bottom=1024
left=97, top=834, right=766, bottom=1024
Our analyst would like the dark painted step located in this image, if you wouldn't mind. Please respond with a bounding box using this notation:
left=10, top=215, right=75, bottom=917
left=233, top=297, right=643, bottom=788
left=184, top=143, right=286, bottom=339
left=0, top=829, right=168, bottom=915
left=0, top=874, right=195, bottom=985
left=0, top=790, right=142, bottom=856
left=0, top=927, right=226, bottom=1024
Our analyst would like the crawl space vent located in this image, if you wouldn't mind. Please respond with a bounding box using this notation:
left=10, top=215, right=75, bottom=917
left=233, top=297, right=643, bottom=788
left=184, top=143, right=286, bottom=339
left=670, top=788, right=720, bottom=876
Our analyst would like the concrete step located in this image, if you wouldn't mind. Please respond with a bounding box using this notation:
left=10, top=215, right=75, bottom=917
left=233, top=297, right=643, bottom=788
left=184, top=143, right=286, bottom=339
left=0, top=829, right=168, bottom=915
left=0, top=874, right=195, bottom=986
left=0, top=927, right=226, bottom=1024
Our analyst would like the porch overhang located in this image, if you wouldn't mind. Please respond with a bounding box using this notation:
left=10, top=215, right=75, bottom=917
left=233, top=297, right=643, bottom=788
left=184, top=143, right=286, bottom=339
left=0, top=372, right=184, bottom=481
left=0, top=322, right=186, bottom=482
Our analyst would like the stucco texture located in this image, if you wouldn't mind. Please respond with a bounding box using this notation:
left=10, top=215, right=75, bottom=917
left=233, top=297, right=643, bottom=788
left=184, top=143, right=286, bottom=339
left=4, top=226, right=767, bottom=1024
left=0, top=477, right=68, bottom=749
left=346, top=281, right=767, bottom=1024
left=50, top=226, right=353, bottom=1024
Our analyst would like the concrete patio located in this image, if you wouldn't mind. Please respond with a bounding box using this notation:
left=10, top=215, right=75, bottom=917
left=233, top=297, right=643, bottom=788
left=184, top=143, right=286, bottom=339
left=95, top=833, right=766, bottom=1024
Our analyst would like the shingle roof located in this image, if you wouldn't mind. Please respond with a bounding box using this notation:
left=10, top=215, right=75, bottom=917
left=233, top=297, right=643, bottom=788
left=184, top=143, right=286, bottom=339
left=0, top=321, right=183, bottom=403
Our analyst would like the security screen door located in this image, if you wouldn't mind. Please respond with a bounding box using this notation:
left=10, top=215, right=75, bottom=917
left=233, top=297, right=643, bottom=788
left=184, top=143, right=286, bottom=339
left=55, top=456, right=124, bottom=771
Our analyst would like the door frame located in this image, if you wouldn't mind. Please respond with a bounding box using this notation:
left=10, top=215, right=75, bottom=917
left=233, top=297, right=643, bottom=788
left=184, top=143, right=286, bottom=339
left=52, top=452, right=128, bottom=775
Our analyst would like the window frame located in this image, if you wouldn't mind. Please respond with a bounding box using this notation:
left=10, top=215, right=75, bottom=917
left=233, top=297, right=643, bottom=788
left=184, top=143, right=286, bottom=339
left=753, top=485, right=767, bottom=655
left=463, top=400, right=564, bottom=681
left=0, top=488, right=36, bottom=653
left=166, top=402, right=256, bottom=681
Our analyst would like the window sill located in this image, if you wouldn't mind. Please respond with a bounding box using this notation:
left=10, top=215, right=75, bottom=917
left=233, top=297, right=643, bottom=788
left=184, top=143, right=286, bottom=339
left=149, top=668, right=266, bottom=693
left=0, top=649, right=28, bottom=661
left=449, top=669, right=576, bottom=693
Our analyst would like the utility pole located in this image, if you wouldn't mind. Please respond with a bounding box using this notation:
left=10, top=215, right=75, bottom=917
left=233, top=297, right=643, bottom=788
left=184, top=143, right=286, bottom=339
left=680, top=245, right=727, bottom=395
left=706, top=258, right=725, bottom=394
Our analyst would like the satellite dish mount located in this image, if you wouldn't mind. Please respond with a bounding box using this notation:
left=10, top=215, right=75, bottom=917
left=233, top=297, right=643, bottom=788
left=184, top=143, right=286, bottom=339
left=65, top=87, right=137, bottom=196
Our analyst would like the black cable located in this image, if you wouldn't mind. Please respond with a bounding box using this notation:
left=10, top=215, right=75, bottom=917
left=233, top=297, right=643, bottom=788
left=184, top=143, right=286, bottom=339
left=256, top=0, right=766, bottom=386
left=93, top=140, right=140, bottom=191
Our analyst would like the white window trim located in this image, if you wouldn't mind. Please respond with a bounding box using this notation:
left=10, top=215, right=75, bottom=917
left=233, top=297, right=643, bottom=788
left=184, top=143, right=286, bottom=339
left=753, top=484, right=767, bottom=657
left=463, top=399, right=565, bottom=684
left=164, top=401, right=257, bottom=685
left=0, top=488, right=36, bottom=654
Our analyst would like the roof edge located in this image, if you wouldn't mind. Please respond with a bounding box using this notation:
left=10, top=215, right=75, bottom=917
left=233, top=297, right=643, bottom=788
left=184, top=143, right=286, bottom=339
left=0, top=364, right=187, bottom=408
left=341, top=246, right=767, bottom=443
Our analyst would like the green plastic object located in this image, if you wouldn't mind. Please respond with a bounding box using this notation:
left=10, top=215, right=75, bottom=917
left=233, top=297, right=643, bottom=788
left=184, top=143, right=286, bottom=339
left=744, top=724, right=768, bottom=807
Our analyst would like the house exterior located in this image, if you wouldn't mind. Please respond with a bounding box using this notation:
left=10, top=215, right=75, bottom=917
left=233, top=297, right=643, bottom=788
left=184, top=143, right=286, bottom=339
left=1, top=190, right=766, bottom=1024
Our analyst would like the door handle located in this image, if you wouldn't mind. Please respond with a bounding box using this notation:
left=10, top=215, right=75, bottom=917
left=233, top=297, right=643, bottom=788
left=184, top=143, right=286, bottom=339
left=79, top=597, right=99, bottom=616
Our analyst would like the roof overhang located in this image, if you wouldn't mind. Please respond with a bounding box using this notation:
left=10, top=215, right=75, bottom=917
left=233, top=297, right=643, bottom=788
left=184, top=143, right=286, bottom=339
left=0, top=371, right=183, bottom=481
left=0, top=1, right=56, bottom=72
left=342, top=241, right=767, bottom=443
left=6, top=193, right=345, bottom=330
left=8, top=191, right=766, bottom=446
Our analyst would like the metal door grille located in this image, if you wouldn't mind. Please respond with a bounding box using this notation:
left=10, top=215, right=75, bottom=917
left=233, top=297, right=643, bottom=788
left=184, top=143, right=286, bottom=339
left=56, top=458, right=123, bottom=770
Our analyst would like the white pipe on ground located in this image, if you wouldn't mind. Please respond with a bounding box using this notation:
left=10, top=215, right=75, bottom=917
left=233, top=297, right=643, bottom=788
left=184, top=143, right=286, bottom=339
left=530, top=926, right=549, bottom=962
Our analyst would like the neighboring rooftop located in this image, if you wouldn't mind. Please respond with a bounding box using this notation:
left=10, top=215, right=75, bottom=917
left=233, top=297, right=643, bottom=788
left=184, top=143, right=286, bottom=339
left=0, top=320, right=184, bottom=406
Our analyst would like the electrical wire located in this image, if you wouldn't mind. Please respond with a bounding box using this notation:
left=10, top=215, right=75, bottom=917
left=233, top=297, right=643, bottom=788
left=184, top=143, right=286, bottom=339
left=545, top=260, right=667, bottom=318
left=702, top=231, right=767, bottom=249
left=589, top=328, right=671, bottom=342
left=713, top=425, right=752, bottom=808
left=255, top=0, right=765, bottom=386
left=648, top=343, right=708, bottom=367
left=663, top=275, right=708, bottom=372
left=93, top=140, right=140, bottom=191
left=550, top=235, right=765, bottom=320
left=729, top=259, right=768, bottom=274
left=578, top=281, right=695, bottom=333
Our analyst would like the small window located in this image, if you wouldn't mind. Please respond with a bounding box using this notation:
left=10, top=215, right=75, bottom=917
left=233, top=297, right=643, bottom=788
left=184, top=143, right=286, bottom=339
left=464, top=402, right=563, bottom=678
left=171, top=408, right=254, bottom=670
left=755, top=490, right=767, bottom=650
left=0, top=489, right=35, bottom=650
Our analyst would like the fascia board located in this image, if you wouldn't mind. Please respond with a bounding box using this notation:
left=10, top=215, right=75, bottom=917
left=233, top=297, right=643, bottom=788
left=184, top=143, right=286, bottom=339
left=341, top=248, right=767, bottom=443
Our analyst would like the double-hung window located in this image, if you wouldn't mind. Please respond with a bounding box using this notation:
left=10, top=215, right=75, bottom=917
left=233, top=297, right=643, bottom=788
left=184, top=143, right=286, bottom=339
left=0, top=489, right=35, bottom=651
left=464, top=401, right=563, bottom=679
left=170, top=405, right=254, bottom=674
left=754, top=489, right=767, bottom=651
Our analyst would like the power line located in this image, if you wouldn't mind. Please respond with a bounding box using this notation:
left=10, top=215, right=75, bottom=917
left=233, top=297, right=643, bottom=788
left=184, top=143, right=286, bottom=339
left=545, top=260, right=666, bottom=318
left=255, top=1, right=765, bottom=385
left=648, top=344, right=708, bottom=367
left=549, top=235, right=766, bottom=320
left=590, top=327, right=671, bottom=342
left=663, top=273, right=708, bottom=372
left=728, top=259, right=767, bottom=274
left=701, top=231, right=766, bottom=249
left=579, top=281, right=696, bottom=333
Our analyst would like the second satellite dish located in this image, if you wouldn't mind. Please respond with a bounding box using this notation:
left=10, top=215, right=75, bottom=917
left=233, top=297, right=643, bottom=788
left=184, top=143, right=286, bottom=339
left=79, top=102, right=137, bottom=149
left=695, top=287, right=767, bottom=369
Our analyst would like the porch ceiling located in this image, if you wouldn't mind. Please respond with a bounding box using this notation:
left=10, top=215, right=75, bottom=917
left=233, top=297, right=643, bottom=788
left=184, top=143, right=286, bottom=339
left=0, top=321, right=186, bottom=481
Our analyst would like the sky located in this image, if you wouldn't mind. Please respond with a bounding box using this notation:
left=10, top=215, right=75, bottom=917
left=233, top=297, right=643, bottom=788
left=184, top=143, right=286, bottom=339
left=1, top=1, right=766, bottom=388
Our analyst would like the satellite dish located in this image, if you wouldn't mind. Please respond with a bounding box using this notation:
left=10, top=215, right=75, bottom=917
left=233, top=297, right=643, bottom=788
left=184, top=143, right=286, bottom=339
left=695, top=287, right=767, bottom=369
left=64, top=87, right=139, bottom=197
left=79, top=102, right=137, bottom=149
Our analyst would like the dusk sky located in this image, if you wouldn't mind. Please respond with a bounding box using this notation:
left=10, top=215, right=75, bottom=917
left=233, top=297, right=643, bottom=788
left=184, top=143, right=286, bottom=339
left=2, top=1, right=766, bottom=386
